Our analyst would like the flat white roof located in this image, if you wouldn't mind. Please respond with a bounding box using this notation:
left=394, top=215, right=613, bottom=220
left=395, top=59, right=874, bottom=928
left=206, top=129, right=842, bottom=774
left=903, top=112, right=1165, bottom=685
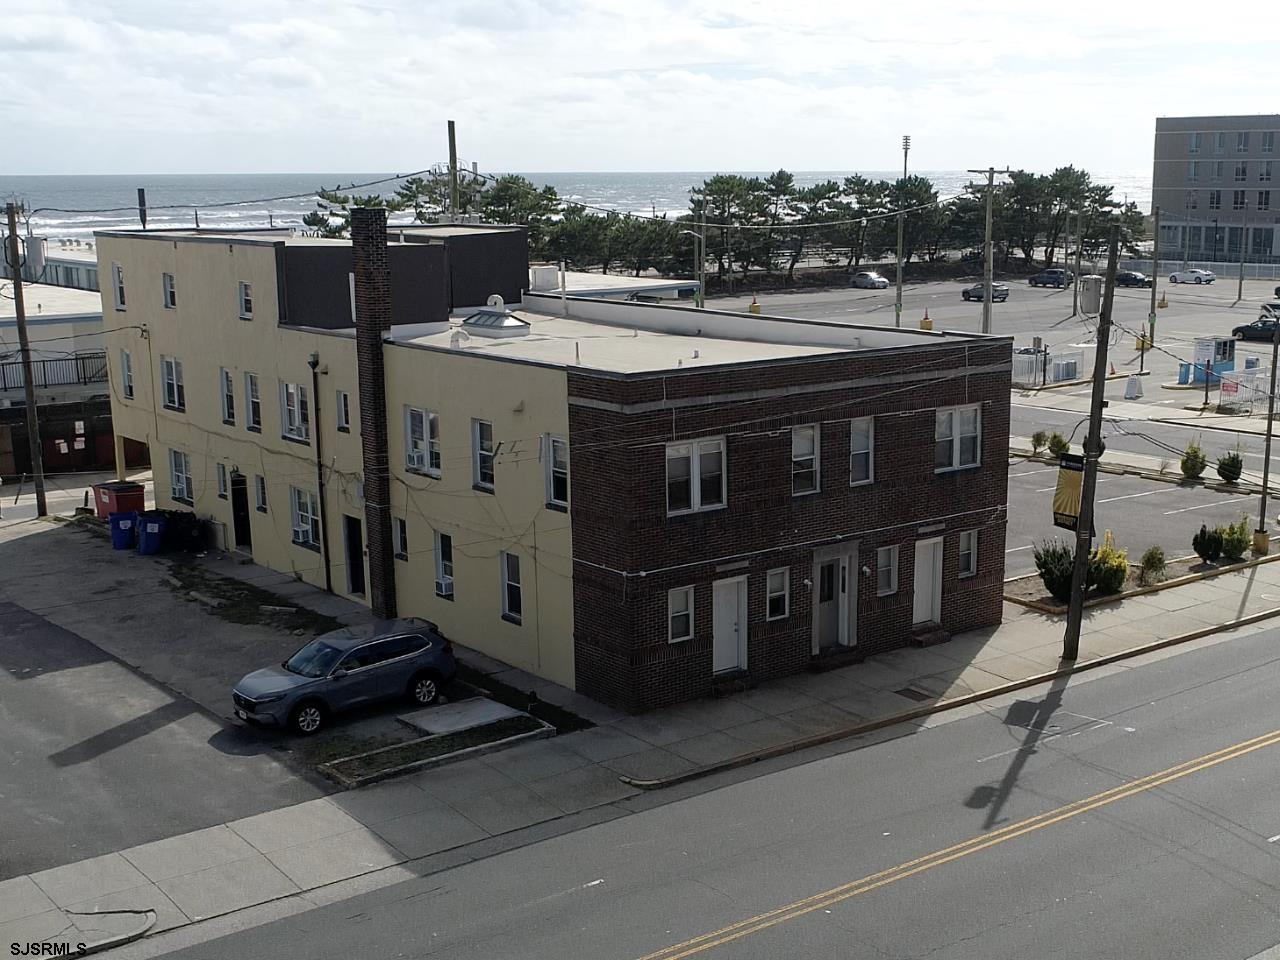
left=533, top=270, right=697, bottom=296
left=0, top=283, right=103, bottom=320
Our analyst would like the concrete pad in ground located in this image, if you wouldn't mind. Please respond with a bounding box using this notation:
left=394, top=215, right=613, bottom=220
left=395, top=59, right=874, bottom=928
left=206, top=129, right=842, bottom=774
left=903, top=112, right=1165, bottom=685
left=559, top=725, right=649, bottom=763
left=397, top=697, right=522, bottom=735
left=773, top=702, right=865, bottom=735
left=156, top=855, right=299, bottom=922
left=367, top=805, right=488, bottom=859
left=666, top=730, right=752, bottom=766
left=907, top=666, right=1009, bottom=700
left=326, top=780, right=440, bottom=826
left=121, top=825, right=259, bottom=884
left=721, top=716, right=807, bottom=752
left=610, top=711, right=715, bottom=746
left=481, top=739, right=589, bottom=783
left=412, top=757, right=519, bottom=803
left=721, top=685, right=823, bottom=717
left=64, top=883, right=189, bottom=935
left=603, top=746, right=697, bottom=781
left=527, top=763, right=641, bottom=814
left=31, top=852, right=149, bottom=908
left=836, top=659, right=919, bottom=692
left=1138, top=587, right=1229, bottom=612
left=826, top=689, right=923, bottom=719
left=0, top=876, right=56, bottom=924
left=228, top=799, right=362, bottom=855
left=970, top=652, right=1050, bottom=682
left=452, top=784, right=563, bottom=835
left=266, top=829, right=405, bottom=889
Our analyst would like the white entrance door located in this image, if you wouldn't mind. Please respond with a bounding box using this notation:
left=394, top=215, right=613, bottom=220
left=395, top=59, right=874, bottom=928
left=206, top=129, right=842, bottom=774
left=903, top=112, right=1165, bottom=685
left=912, top=537, right=944, bottom=626
left=712, top=577, right=747, bottom=674
left=815, top=555, right=854, bottom=650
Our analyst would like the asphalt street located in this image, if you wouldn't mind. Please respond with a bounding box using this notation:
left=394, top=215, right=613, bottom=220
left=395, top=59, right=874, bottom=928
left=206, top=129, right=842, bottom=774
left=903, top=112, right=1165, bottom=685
left=0, top=601, right=323, bottom=878
left=158, top=622, right=1280, bottom=960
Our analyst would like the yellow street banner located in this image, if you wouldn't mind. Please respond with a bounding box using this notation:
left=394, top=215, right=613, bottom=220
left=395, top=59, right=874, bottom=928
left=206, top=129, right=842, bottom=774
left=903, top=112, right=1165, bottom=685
left=1052, top=453, right=1084, bottom=531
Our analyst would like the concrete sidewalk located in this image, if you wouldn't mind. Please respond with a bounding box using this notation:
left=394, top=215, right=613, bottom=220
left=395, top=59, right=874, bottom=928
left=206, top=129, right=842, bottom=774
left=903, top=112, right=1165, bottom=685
left=10, top=550, right=1280, bottom=952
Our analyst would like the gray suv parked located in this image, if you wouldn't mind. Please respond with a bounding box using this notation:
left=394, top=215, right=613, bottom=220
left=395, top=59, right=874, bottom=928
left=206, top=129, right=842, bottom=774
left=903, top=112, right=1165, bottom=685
left=232, top=618, right=456, bottom=735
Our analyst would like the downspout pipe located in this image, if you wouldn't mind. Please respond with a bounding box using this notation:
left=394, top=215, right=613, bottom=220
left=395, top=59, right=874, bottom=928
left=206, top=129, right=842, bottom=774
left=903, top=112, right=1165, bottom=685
left=308, top=352, right=333, bottom=594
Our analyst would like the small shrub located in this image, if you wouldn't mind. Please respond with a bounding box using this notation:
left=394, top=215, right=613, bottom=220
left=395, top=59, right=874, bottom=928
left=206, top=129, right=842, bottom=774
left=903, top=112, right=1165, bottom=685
left=1192, top=523, right=1223, bottom=562
left=1221, top=517, right=1251, bottom=562
left=1181, top=440, right=1207, bottom=480
left=1158, top=458, right=1171, bottom=475
left=1033, top=538, right=1076, bottom=602
left=1216, top=450, right=1243, bottom=484
left=1031, top=430, right=1049, bottom=455
left=1089, top=530, right=1129, bottom=594
left=1047, top=432, right=1069, bottom=457
left=1138, top=546, right=1166, bottom=586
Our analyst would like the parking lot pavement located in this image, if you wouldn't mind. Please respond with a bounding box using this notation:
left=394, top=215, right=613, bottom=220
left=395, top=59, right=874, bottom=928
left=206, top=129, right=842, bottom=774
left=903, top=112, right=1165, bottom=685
left=0, top=598, right=324, bottom=878
left=1005, top=467, right=1258, bottom=576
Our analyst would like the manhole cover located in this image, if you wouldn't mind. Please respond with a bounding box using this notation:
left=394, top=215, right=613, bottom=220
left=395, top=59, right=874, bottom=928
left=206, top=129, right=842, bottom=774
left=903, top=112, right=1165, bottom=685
left=895, top=687, right=931, bottom=702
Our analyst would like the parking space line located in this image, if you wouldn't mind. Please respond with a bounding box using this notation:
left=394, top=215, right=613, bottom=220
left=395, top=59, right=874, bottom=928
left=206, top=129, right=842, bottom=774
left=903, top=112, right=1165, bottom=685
left=1097, top=489, right=1172, bottom=504
left=1163, top=496, right=1253, bottom=515
left=1009, top=468, right=1055, bottom=478
left=1005, top=545, right=1035, bottom=553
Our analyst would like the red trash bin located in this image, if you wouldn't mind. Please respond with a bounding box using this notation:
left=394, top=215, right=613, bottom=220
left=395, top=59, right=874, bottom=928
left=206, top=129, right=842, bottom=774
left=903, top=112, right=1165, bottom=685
left=94, top=481, right=146, bottom=520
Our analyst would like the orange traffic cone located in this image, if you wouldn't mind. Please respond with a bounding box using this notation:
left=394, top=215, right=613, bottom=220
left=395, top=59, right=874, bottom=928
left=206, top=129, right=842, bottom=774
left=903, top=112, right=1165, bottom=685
left=1110, top=362, right=1116, bottom=375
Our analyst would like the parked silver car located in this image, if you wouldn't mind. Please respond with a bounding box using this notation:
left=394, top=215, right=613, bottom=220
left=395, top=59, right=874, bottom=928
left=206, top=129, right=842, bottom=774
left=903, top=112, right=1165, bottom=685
left=232, top=618, right=456, bottom=735
left=851, top=271, right=890, bottom=289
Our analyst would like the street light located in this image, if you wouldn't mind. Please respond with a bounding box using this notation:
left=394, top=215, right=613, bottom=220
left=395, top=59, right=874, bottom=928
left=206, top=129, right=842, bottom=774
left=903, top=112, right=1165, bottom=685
left=895, top=134, right=910, bottom=328
left=679, top=229, right=705, bottom=308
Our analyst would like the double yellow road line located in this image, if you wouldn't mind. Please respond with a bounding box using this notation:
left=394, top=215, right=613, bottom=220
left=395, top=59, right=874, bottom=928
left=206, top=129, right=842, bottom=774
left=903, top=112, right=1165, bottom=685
left=638, top=726, right=1280, bottom=960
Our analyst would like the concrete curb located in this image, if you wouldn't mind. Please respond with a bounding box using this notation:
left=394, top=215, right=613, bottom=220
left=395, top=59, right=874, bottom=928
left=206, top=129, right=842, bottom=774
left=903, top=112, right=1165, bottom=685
left=1002, top=549, right=1280, bottom=615
left=617, top=605, right=1280, bottom=791
left=61, top=908, right=157, bottom=956
left=1010, top=449, right=1265, bottom=495
left=1025, top=370, right=1144, bottom=392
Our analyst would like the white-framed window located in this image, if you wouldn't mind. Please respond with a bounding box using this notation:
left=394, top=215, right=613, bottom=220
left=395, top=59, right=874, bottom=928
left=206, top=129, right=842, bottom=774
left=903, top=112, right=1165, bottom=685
left=238, top=281, right=253, bottom=319
left=220, top=368, right=235, bottom=424
left=668, top=586, right=694, bottom=642
left=119, top=349, right=134, bottom=400
left=1211, top=160, right=1224, bottom=181
left=766, top=568, right=790, bottom=621
left=254, top=474, right=267, bottom=512
left=1238, top=131, right=1251, bottom=153
left=1260, top=191, right=1272, bottom=212
left=791, top=425, right=819, bottom=495
left=876, top=545, right=899, bottom=597
left=289, top=487, right=320, bottom=547
left=1262, top=161, right=1274, bottom=183
left=216, top=462, right=228, bottom=499
left=162, top=272, right=176, bottom=309
left=1263, top=132, right=1275, bottom=155
left=393, top=517, right=408, bottom=560
left=1233, top=190, right=1247, bottom=211
left=500, top=551, right=522, bottom=623
left=850, top=417, right=874, bottom=485
left=1186, top=161, right=1198, bottom=182
left=434, top=531, right=454, bottom=598
left=959, top=530, right=978, bottom=578
left=1188, top=131, right=1201, bottom=154
left=406, top=407, right=440, bottom=475
left=935, top=405, right=980, bottom=471
left=280, top=381, right=310, bottom=441
left=1214, top=132, right=1226, bottom=154
left=1235, top=161, right=1248, bottom=182
left=160, top=356, right=185, bottom=411
left=245, top=372, right=262, bottom=431
left=545, top=435, right=569, bottom=507
left=336, top=391, right=351, bottom=432
left=169, top=449, right=192, bottom=504
left=1209, top=190, right=1223, bottom=211
left=1186, top=190, right=1198, bottom=210
left=666, top=437, right=726, bottom=514
left=472, top=419, right=495, bottom=490
left=111, top=262, right=126, bottom=310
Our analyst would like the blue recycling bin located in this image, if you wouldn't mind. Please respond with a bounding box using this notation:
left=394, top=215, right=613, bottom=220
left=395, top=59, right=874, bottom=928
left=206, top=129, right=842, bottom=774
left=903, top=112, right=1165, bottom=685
left=108, top=512, right=137, bottom=550
left=136, top=513, right=167, bottom=556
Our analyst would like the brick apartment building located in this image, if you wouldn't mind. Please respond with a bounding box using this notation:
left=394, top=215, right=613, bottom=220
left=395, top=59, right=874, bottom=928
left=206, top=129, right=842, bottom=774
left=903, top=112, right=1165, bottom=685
left=97, top=216, right=1010, bottom=713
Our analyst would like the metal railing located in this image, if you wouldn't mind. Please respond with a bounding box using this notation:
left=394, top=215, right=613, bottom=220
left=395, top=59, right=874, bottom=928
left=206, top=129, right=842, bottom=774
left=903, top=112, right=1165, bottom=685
left=0, top=352, right=108, bottom=391
left=1122, top=259, right=1280, bottom=281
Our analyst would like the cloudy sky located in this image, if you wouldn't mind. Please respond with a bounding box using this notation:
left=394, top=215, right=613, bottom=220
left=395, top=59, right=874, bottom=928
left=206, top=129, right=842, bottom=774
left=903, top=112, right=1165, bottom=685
left=5, top=0, right=1278, bottom=176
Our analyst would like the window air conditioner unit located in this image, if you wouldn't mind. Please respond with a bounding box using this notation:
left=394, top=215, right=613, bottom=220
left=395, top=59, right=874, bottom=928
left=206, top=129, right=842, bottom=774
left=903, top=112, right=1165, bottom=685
left=435, top=577, right=454, bottom=597
left=407, top=450, right=426, bottom=469
left=292, top=525, right=310, bottom=543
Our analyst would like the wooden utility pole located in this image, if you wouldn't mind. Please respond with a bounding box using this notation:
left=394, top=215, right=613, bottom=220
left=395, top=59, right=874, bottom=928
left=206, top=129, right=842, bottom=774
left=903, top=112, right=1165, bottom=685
left=447, top=120, right=459, bottom=222
left=967, top=166, right=1008, bottom=335
left=895, top=135, right=910, bottom=328
left=1062, top=221, right=1121, bottom=661
left=4, top=202, right=47, bottom=517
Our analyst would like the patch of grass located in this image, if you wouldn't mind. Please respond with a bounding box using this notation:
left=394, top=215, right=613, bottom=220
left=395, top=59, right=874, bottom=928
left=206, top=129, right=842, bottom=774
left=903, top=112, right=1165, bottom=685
left=164, top=559, right=343, bottom=634
left=328, top=715, right=546, bottom=780
left=454, top=663, right=593, bottom=734
left=293, top=731, right=411, bottom=766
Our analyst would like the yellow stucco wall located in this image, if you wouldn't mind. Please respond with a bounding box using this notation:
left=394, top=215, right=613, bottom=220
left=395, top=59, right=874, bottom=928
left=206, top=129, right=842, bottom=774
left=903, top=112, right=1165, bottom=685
left=96, top=234, right=575, bottom=689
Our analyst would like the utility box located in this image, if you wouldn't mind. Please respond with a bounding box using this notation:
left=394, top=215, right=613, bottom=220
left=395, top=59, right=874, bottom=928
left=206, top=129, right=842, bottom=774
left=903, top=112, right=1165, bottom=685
left=93, top=480, right=145, bottom=520
left=1080, top=275, right=1103, bottom=315
left=1191, top=337, right=1236, bottom=385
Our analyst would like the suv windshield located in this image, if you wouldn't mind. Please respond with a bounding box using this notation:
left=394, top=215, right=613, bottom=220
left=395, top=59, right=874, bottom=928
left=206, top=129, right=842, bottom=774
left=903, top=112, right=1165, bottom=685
left=283, top=640, right=344, bottom=678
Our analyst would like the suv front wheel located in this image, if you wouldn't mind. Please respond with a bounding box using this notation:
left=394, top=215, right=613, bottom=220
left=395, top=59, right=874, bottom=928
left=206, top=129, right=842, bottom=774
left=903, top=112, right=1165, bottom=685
left=409, top=671, right=441, bottom=707
left=290, top=700, right=326, bottom=736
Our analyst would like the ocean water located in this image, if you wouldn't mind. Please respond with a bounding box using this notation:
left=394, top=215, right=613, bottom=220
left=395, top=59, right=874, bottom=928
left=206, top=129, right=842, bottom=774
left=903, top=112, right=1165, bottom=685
left=0, top=170, right=1152, bottom=239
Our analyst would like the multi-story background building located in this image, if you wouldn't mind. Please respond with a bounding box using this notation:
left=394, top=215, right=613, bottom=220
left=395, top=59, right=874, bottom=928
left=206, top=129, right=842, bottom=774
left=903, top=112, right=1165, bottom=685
left=1153, top=114, right=1280, bottom=263
left=96, top=218, right=1011, bottom=712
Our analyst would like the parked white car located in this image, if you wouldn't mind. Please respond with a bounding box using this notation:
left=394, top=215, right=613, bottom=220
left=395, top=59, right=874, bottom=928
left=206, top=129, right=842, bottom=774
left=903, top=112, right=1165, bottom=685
left=1169, top=268, right=1216, bottom=284
left=851, top=271, right=890, bottom=289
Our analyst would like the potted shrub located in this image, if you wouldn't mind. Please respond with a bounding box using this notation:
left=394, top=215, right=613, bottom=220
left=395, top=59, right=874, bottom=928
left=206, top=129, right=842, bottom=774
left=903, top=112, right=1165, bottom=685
left=1216, top=449, right=1243, bottom=484
left=1221, top=517, right=1251, bottom=562
left=1088, top=531, right=1128, bottom=594
left=1138, top=546, right=1166, bottom=586
left=1033, top=538, right=1075, bottom=602
left=1031, top=430, right=1048, bottom=456
left=1192, top=523, right=1223, bottom=562
left=1181, top=440, right=1207, bottom=480
left=1047, top=432, right=1069, bottom=457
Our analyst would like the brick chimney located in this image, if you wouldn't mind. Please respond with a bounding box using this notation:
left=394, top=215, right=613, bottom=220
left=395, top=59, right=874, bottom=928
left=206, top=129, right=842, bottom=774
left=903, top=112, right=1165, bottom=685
left=351, top=207, right=397, bottom=620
